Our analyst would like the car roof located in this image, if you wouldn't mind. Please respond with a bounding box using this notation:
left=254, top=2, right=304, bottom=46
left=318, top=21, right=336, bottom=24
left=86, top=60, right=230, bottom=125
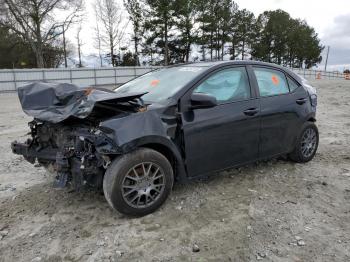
left=179, top=60, right=283, bottom=69
left=175, top=60, right=302, bottom=82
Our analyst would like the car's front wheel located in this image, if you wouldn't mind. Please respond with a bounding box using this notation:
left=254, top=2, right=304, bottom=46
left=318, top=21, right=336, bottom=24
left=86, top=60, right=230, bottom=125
left=289, top=122, right=319, bottom=163
left=103, top=148, right=174, bottom=216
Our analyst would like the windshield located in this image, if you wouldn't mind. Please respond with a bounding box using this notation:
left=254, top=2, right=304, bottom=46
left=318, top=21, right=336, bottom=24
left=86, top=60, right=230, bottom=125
left=114, top=66, right=205, bottom=103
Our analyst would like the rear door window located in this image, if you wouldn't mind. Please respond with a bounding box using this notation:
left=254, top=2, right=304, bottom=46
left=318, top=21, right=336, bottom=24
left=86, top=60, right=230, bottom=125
left=253, top=68, right=289, bottom=97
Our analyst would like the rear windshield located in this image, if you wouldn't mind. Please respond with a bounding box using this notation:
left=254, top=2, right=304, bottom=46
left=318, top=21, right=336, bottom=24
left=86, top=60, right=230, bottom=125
left=114, top=67, right=205, bottom=103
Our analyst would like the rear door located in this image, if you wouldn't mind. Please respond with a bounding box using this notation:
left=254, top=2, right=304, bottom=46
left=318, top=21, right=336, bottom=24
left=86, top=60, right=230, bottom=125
left=251, top=66, right=306, bottom=158
left=180, top=66, right=260, bottom=177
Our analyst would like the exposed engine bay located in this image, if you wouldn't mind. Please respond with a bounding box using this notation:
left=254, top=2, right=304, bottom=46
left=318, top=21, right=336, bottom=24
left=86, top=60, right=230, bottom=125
left=12, top=119, right=115, bottom=190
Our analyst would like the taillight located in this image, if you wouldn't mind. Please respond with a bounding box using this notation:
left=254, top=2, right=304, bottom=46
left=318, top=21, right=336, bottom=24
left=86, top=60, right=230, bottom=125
left=310, top=94, right=317, bottom=107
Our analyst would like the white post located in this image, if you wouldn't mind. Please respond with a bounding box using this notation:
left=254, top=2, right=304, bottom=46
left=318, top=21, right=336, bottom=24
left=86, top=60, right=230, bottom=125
left=13, top=69, right=17, bottom=90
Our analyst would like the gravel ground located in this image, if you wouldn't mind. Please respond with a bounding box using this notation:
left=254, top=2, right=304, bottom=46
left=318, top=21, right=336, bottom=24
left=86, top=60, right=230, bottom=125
left=0, top=79, right=349, bottom=262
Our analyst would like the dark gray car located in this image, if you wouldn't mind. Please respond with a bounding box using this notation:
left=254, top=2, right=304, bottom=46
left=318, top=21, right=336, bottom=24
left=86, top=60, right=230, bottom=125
left=11, top=61, right=318, bottom=216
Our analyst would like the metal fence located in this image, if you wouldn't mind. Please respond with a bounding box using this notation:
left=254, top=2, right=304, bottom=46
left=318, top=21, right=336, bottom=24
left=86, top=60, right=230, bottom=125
left=292, top=68, right=347, bottom=80
left=0, top=66, right=348, bottom=93
left=0, top=67, right=160, bottom=92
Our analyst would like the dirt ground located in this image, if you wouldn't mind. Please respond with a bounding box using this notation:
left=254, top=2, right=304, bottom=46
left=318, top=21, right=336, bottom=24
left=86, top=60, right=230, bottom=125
left=0, top=79, right=349, bottom=262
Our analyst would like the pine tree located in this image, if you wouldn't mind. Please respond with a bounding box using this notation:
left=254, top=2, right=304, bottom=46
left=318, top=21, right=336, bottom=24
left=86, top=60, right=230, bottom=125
left=251, top=10, right=323, bottom=68
left=144, top=0, right=176, bottom=65
left=173, top=0, right=198, bottom=62
left=124, top=0, right=143, bottom=65
left=234, top=9, right=255, bottom=60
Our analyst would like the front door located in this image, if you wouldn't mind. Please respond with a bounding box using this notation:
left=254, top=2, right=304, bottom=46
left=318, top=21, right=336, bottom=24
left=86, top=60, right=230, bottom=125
left=181, top=67, right=260, bottom=177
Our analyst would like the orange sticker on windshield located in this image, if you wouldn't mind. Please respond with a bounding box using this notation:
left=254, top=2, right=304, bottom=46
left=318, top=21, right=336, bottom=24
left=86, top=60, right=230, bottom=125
left=84, top=87, right=94, bottom=96
left=271, top=75, right=279, bottom=85
left=150, top=79, right=160, bottom=87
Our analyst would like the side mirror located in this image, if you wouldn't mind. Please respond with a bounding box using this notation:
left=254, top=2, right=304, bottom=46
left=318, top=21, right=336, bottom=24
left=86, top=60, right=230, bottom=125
left=190, top=93, right=217, bottom=109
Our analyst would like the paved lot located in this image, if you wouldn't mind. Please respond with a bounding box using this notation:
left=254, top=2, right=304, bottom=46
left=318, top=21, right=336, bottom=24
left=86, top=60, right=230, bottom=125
left=0, top=80, right=349, bottom=261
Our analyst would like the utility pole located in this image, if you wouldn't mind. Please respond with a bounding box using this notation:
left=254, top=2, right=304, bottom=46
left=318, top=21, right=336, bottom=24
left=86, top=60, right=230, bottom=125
left=324, top=46, right=330, bottom=72
left=62, top=24, right=67, bottom=68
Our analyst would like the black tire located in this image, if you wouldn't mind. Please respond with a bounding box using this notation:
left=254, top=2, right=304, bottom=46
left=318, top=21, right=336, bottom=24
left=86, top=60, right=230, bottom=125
left=289, top=122, right=319, bottom=163
left=103, top=148, right=174, bottom=216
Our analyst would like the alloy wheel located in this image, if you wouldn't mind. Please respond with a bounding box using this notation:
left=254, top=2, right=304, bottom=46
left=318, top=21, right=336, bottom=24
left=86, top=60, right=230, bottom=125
left=300, top=127, right=317, bottom=158
left=121, top=162, right=165, bottom=208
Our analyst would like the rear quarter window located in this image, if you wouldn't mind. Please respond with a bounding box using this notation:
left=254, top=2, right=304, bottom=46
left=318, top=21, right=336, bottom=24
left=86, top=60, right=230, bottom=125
left=287, top=76, right=300, bottom=92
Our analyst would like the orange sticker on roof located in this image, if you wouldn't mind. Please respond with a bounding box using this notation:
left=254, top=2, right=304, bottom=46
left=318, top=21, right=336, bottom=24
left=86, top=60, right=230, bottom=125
left=150, top=79, right=160, bottom=87
left=271, top=75, right=279, bottom=85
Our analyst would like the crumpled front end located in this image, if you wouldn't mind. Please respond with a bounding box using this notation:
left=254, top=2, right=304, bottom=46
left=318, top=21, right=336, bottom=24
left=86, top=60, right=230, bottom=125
left=11, top=120, right=120, bottom=190
left=11, top=81, right=153, bottom=189
left=12, top=81, right=186, bottom=189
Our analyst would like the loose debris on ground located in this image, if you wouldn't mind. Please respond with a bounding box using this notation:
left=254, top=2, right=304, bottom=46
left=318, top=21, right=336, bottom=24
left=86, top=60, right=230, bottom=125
left=0, top=80, right=349, bottom=261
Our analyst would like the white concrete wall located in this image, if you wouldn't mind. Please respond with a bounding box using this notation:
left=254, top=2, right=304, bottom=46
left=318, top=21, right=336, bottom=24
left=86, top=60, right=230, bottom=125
left=0, top=66, right=347, bottom=92
left=0, top=67, right=160, bottom=92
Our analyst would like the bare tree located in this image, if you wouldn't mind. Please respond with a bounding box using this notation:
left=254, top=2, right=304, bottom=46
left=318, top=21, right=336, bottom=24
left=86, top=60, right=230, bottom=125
left=76, top=22, right=83, bottom=67
left=95, top=0, right=129, bottom=67
left=0, top=0, right=83, bottom=68
left=93, top=4, right=103, bottom=67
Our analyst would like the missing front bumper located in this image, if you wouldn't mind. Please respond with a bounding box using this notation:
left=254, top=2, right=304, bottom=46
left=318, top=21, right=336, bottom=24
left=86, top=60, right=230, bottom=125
left=11, top=141, right=58, bottom=163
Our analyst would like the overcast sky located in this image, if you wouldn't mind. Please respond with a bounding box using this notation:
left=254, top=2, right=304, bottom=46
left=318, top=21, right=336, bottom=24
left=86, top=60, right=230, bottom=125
left=235, top=0, right=350, bottom=70
left=69, top=0, right=350, bottom=70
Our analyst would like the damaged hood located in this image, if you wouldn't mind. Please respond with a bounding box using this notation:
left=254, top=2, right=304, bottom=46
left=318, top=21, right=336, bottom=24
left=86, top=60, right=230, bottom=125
left=18, top=82, right=145, bottom=123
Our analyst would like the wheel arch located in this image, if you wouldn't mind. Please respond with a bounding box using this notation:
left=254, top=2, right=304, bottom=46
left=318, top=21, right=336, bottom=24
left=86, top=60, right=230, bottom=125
left=307, top=116, right=316, bottom=122
left=118, top=136, right=188, bottom=183
left=304, top=112, right=316, bottom=123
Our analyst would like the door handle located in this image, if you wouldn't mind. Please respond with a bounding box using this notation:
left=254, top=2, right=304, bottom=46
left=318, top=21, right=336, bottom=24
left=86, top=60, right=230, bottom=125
left=243, top=108, right=259, bottom=116
left=296, top=98, right=307, bottom=105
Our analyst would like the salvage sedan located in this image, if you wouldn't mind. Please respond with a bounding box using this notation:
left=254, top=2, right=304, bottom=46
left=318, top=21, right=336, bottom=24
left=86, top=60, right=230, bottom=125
left=11, top=61, right=319, bottom=216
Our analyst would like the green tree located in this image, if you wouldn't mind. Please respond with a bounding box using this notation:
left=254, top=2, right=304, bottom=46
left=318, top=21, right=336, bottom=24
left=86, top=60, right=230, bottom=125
left=196, top=0, right=211, bottom=60
left=173, top=0, right=198, bottom=62
left=251, top=10, right=323, bottom=68
left=141, top=32, right=159, bottom=65
left=227, top=1, right=239, bottom=60
left=294, top=21, right=323, bottom=68
left=120, top=51, right=137, bottom=66
left=255, top=11, right=291, bottom=63
left=0, top=26, right=36, bottom=68
left=196, top=0, right=233, bottom=61
left=0, top=0, right=83, bottom=68
left=144, top=0, right=176, bottom=65
left=215, top=0, right=235, bottom=60
left=234, top=9, right=255, bottom=60
left=43, top=41, right=67, bottom=68
left=197, top=0, right=219, bottom=60
left=124, top=0, right=143, bottom=65
left=0, top=25, right=67, bottom=68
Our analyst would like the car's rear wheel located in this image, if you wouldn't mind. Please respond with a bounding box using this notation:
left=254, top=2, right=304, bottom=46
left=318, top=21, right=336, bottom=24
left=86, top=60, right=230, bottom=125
left=289, top=122, right=319, bottom=163
left=103, top=148, right=174, bottom=216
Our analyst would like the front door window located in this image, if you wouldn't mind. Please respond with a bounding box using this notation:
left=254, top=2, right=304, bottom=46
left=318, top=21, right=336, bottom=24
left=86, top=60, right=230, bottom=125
left=193, top=67, right=251, bottom=103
